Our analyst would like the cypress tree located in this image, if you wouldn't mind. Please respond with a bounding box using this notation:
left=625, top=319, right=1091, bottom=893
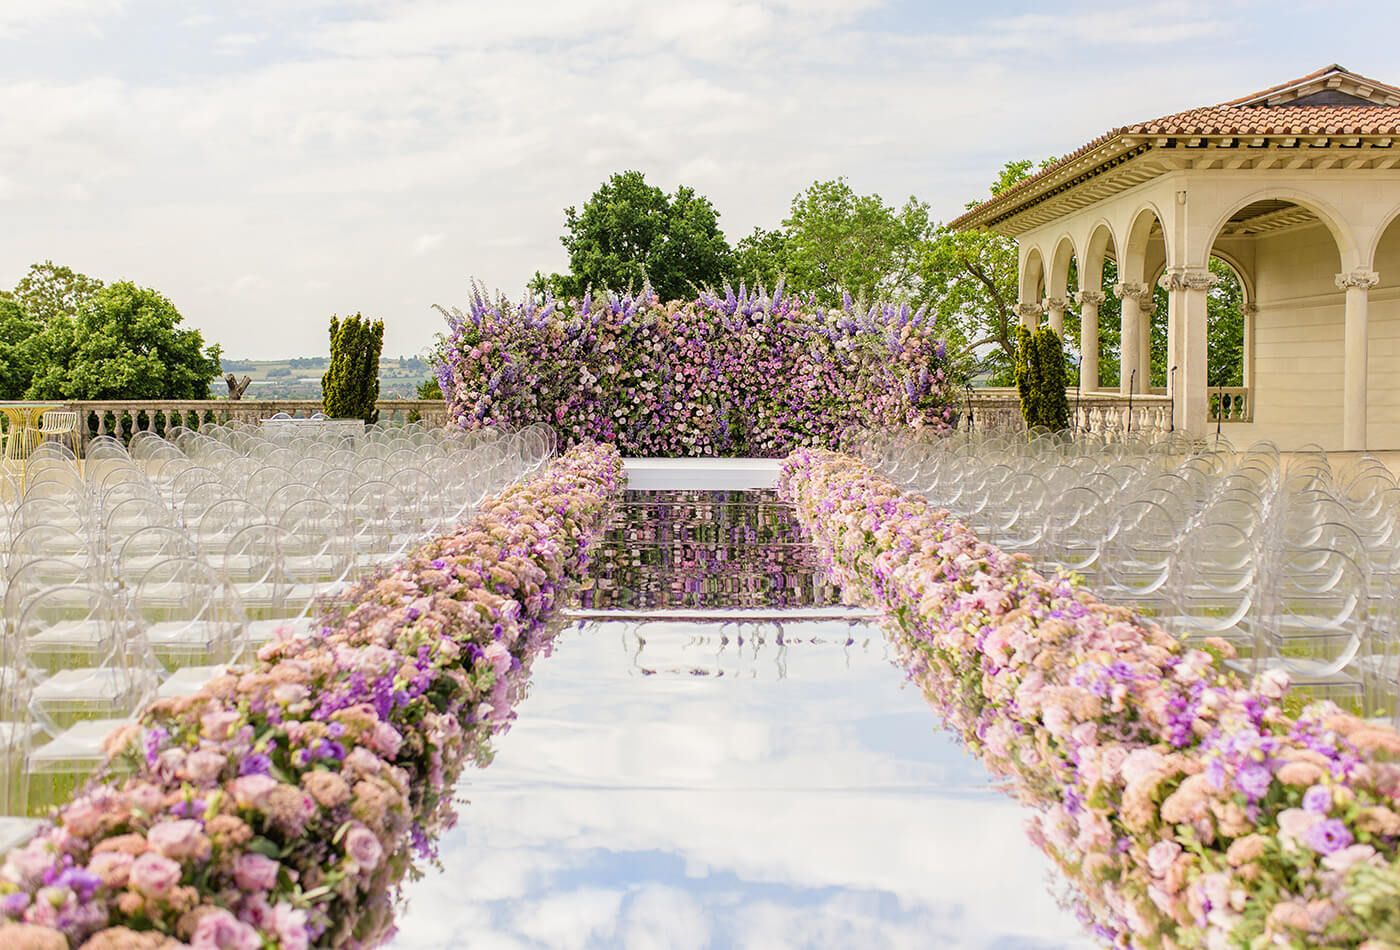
left=1034, top=327, right=1071, bottom=431
left=322, top=313, right=384, bottom=424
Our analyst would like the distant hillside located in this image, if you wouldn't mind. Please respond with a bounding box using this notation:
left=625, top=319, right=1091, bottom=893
left=219, top=356, right=432, bottom=399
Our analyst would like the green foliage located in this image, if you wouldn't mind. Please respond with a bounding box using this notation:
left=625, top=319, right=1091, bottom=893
left=773, top=178, right=932, bottom=307
left=1016, top=326, right=1070, bottom=430
left=540, top=170, right=734, bottom=302
left=731, top=227, right=790, bottom=289
left=322, top=313, right=384, bottom=423
left=1207, top=257, right=1246, bottom=387
left=416, top=376, right=443, bottom=400
left=1013, top=325, right=1034, bottom=416
left=1035, top=327, right=1071, bottom=430
left=24, top=281, right=222, bottom=400
left=0, top=294, right=44, bottom=398
left=12, top=260, right=104, bottom=323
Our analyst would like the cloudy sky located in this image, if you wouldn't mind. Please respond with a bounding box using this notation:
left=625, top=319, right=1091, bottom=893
left=1, top=0, right=1396, bottom=358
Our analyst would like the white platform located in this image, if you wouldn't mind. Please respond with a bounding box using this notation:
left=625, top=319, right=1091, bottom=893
left=622, top=458, right=780, bottom=491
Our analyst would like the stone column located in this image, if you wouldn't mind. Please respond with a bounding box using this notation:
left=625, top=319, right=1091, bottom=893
left=1114, top=282, right=1151, bottom=394
left=1045, top=296, right=1069, bottom=338
left=1014, top=302, right=1043, bottom=331
left=1158, top=268, right=1218, bottom=436
left=1336, top=269, right=1379, bottom=451
left=1075, top=289, right=1105, bottom=391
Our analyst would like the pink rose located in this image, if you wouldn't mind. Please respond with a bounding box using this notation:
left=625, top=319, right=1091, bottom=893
left=1147, top=840, right=1182, bottom=877
left=147, top=819, right=208, bottom=860
left=1120, top=749, right=1166, bottom=787
left=181, top=750, right=228, bottom=784
left=369, top=722, right=403, bottom=759
left=343, top=823, right=382, bottom=871
left=233, top=853, right=280, bottom=892
left=87, top=851, right=134, bottom=888
left=192, top=908, right=262, bottom=950
left=273, top=902, right=310, bottom=950
left=4, top=841, right=53, bottom=887
left=127, top=783, right=163, bottom=815
left=230, top=774, right=279, bottom=809
left=130, top=852, right=182, bottom=898
left=201, top=710, right=242, bottom=741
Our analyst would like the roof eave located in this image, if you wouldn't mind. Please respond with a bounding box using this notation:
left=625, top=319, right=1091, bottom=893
left=949, top=134, right=1140, bottom=233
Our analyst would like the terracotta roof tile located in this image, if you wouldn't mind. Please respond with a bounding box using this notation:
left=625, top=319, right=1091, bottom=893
left=951, top=65, right=1400, bottom=231
left=1127, top=105, right=1400, bottom=137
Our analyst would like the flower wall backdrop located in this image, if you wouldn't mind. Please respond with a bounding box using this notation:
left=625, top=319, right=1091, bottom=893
left=433, top=286, right=954, bottom=457
left=0, top=443, right=624, bottom=950
left=779, top=448, right=1400, bottom=948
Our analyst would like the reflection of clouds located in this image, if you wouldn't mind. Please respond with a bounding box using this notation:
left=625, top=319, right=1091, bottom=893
left=389, top=622, right=1092, bottom=949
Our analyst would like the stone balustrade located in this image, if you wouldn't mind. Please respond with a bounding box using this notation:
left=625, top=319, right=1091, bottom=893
left=63, top=399, right=451, bottom=444
left=1208, top=387, right=1252, bottom=423
left=48, top=391, right=1187, bottom=448
left=961, top=388, right=1177, bottom=434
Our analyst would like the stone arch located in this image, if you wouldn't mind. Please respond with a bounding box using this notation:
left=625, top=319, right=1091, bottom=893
left=1120, top=204, right=1170, bottom=285
left=1365, top=201, right=1400, bottom=268
left=1047, top=234, right=1077, bottom=300
left=1201, top=187, right=1357, bottom=271
left=1019, top=245, right=1046, bottom=304
left=1079, top=220, right=1118, bottom=292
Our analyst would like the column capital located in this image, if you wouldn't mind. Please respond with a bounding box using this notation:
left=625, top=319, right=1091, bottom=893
left=1013, top=302, right=1044, bottom=320
left=1074, top=289, right=1106, bottom=307
left=1044, top=295, right=1071, bottom=311
left=1113, top=281, right=1153, bottom=303
left=1158, top=268, right=1219, bottom=292
left=1140, top=300, right=1160, bottom=317
left=1335, top=269, right=1380, bottom=290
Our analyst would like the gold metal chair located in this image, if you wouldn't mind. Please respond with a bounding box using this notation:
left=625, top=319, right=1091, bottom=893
left=37, top=410, right=82, bottom=458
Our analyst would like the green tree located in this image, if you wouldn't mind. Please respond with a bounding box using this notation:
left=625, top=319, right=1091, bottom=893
left=921, top=159, right=1056, bottom=384
left=25, top=281, right=221, bottom=399
left=12, top=260, right=104, bottom=323
left=1035, top=327, right=1071, bottom=430
left=731, top=227, right=790, bottom=289
left=773, top=178, right=932, bottom=307
left=0, top=294, right=44, bottom=398
left=417, top=376, right=443, bottom=400
left=323, top=313, right=384, bottom=423
left=541, top=170, right=734, bottom=301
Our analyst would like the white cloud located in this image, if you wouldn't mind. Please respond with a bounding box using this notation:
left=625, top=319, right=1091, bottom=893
left=0, top=0, right=1377, bottom=357
left=0, top=0, right=123, bottom=37
left=410, top=233, right=446, bottom=256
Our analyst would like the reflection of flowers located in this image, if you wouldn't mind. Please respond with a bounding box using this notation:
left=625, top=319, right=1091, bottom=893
left=437, top=287, right=953, bottom=457
left=0, top=443, right=624, bottom=948
left=581, top=492, right=842, bottom=611
left=780, top=448, right=1400, bottom=948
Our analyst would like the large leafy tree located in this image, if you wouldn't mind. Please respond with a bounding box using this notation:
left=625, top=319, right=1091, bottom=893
left=25, top=280, right=222, bottom=399
left=0, top=294, right=44, bottom=398
left=12, top=260, right=104, bottom=324
left=773, top=178, right=932, bottom=307
left=540, top=170, right=734, bottom=301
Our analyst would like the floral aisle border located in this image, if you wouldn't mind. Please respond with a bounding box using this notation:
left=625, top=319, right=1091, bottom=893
left=778, top=449, right=1400, bottom=948
left=0, top=443, right=625, bottom=950
left=433, top=285, right=954, bottom=457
